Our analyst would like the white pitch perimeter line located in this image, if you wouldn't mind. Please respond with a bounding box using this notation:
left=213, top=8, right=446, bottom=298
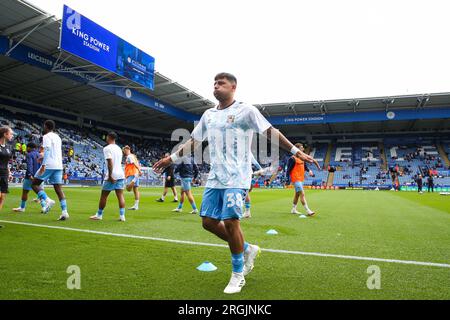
left=1, top=220, right=450, bottom=269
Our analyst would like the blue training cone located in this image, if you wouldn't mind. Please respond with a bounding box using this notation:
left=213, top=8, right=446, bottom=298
left=299, top=215, right=307, bottom=219
left=197, top=262, right=217, bottom=272
left=266, top=229, right=278, bottom=235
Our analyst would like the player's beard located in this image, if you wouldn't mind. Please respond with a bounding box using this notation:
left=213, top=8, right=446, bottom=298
left=214, top=90, right=230, bottom=102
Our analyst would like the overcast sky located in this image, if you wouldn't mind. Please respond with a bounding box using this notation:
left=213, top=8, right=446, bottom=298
left=29, top=0, right=450, bottom=105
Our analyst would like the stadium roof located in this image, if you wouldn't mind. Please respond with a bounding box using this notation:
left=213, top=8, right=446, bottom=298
left=0, top=0, right=449, bottom=138
left=0, top=0, right=215, bottom=135
left=261, top=93, right=450, bottom=137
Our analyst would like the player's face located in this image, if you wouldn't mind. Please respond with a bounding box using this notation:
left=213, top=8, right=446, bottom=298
left=4, top=129, right=14, bottom=141
left=213, top=78, right=236, bottom=102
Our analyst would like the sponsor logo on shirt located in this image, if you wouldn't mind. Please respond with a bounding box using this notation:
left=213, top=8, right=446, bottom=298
left=227, top=115, right=235, bottom=124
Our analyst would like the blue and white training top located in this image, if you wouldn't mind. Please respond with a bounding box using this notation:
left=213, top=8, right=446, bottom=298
left=191, top=101, right=271, bottom=189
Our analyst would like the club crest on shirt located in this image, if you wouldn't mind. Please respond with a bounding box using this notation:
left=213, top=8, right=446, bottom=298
left=227, top=115, right=235, bottom=124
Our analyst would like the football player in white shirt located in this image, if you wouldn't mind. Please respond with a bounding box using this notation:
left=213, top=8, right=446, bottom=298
left=154, top=73, right=320, bottom=294
left=31, top=120, right=68, bottom=221
left=90, top=132, right=126, bottom=222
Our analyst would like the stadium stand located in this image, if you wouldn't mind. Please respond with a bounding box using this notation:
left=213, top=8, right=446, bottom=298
left=2, top=109, right=179, bottom=186
left=3, top=108, right=449, bottom=189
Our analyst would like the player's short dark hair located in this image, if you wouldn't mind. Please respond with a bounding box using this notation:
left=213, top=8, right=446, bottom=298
left=44, top=120, right=55, bottom=131
left=107, top=131, right=117, bottom=140
left=295, top=143, right=304, bottom=148
left=27, top=142, right=37, bottom=149
left=214, top=72, right=237, bottom=84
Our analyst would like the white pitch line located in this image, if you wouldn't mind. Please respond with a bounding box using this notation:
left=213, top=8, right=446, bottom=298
left=1, top=220, right=450, bottom=269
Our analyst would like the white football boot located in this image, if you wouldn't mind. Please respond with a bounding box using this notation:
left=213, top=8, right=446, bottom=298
left=243, top=244, right=260, bottom=276
left=223, top=272, right=246, bottom=294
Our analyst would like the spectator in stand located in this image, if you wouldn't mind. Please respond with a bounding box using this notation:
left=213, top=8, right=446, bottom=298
left=15, top=141, right=21, bottom=154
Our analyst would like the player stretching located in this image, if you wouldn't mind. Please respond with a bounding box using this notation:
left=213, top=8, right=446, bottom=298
left=286, top=143, right=319, bottom=216
left=153, top=73, right=318, bottom=294
left=90, top=132, right=126, bottom=222
left=123, top=145, right=142, bottom=210
left=172, top=155, right=199, bottom=214
left=31, top=120, right=68, bottom=221
left=13, top=143, right=45, bottom=213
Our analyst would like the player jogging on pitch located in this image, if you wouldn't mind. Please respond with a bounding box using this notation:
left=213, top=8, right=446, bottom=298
left=153, top=72, right=319, bottom=294
left=31, top=120, right=68, bottom=221
left=123, top=145, right=142, bottom=211
left=286, top=143, right=319, bottom=216
left=90, top=132, right=126, bottom=222
left=172, top=155, right=199, bottom=214
left=13, top=142, right=45, bottom=213
left=156, top=153, right=178, bottom=203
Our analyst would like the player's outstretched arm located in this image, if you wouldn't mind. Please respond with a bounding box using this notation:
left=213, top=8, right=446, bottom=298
left=265, top=127, right=321, bottom=170
left=152, top=138, right=201, bottom=174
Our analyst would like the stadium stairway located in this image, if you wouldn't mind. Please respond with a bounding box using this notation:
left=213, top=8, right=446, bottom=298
left=379, top=141, right=388, bottom=171
left=437, top=143, right=450, bottom=167
left=326, top=171, right=334, bottom=187
left=323, top=142, right=334, bottom=169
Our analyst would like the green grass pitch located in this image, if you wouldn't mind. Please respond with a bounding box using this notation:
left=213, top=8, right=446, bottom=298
left=0, top=187, right=449, bottom=300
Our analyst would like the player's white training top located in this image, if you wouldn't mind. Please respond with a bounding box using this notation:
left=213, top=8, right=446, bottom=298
left=103, top=144, right=125, bottom=180
left=42, top=132, right=63, bottom=170
left=191, top=101, right=272, bottom=189
left=250, top=153, right=263, bottom=171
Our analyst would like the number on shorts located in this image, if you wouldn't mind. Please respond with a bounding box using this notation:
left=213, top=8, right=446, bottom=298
left=226, top=193, right=243, bottom=208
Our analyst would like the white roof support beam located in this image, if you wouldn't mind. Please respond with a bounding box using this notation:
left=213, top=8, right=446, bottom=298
left=5, top=19, right=48, bottom=56
left=1, top=13, right=54, bottom=36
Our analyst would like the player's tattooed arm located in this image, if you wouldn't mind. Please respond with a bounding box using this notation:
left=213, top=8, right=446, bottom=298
left=153, top=138, right=202, bottom=173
